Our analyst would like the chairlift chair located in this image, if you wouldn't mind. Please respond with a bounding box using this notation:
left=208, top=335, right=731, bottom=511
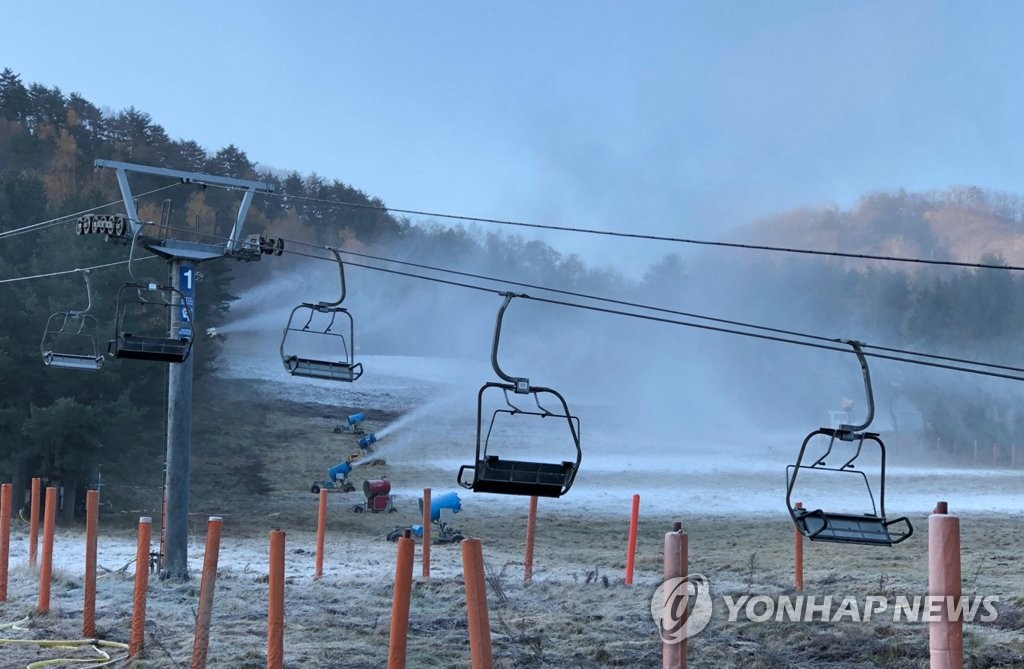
left=785, top=340, right=913, bottom=546
left=40, top=269, right=104, bottom=371
left=279, top=249, right=363, bottom=382
left=457, top=293, right=582, bottom=498
left=108, top=282, right=193, bottom=363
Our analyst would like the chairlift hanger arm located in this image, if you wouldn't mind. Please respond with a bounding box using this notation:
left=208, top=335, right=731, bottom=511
left=491, top=292, right=530, bottom=392
left=319, top=248, right=347, bottom=308
left=70, top=269, right=93, bottom=316
left=837, top=339, right=874, bottom=434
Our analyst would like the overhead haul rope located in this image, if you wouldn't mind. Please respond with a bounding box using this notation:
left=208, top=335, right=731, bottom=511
left=5, top=190, right=1021, bottom=381
left=0, top=256, right=158, bottom=285
left=212, top=184, right=1024, bottom=273
left=323, top=246, right=1024, bottom=376
left=0, top=183, right=182, bottom=241
left=279, top=244, right=1024, bottom=383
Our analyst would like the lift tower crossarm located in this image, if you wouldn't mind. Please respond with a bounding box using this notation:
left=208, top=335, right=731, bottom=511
left=93, top=159, right=275, bottom=253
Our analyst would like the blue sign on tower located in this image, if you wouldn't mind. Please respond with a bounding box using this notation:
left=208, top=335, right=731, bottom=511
left=178, top=264, right=195, bottom=339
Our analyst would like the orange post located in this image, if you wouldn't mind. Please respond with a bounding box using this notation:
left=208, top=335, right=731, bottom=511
left=37, top=486, right=57, bottom=615
left=524, top=495, right=538, bottom=583
left=83, top=489, right=100, bottom=636
left=129, top=517, right=152, bottom=656
left=158, top=485, right=167, bottom=571
left=388, top=531, right=415, bottom=669
left=662, top=521, right=688, bottom=669
left=315, top=489, right=328, bottom=580
left=268, top=529, right=285, bottom=669
left=461, top=538, right=493, bottom=668
left=191, top=516, right=223, bottom=669
left=929, top=501, right=963, bottom=669
left=794, top=501, right=804, bottom=592
left=0, top=483, right=10, bottom=602
left=421, top=488, right=431, bottom=579
left=625, top=494, right=640, bottom=585
left=29, top=477, right=40, bottom=568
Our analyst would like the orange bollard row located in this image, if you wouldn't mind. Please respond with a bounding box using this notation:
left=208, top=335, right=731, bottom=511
left=268, top=529, right=285, bottom=669
left=461, top=538, right=493, bottom=668
left=191, top=516, right=224, bottom=669
left=794, top=501, right=804, bottom=592
left=83, top=489, right=100, bottom=637
left=315, top=489, right=328, bottom=580
left=388, top=531, right=415, bottom=669
left=524, top=495, right=537, bottom=584
left=929, top=501, right=963, bottom=669
left=625, top=494, right=640, bottom=586
left=0, top=483, right=10, bottom=602
left=37, top=486, right=57, bottom=615
left=129, top=517, right=152, bottom=656
left=29, top=477, right=40, bottom=569
left=421, top=488, right=431, bottom=579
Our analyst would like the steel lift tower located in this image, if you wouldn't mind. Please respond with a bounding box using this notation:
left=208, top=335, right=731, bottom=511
left=93, top=159, right=275, bottom=579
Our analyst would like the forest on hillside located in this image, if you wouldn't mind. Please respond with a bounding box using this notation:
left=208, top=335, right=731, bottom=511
left=2, top=68, right=1024, bottom=519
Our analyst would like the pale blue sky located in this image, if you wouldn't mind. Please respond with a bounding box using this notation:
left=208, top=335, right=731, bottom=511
left=3, top=2, right=1023, bottom=272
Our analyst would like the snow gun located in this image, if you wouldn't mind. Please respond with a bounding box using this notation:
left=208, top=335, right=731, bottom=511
left=334, top=412, right=366, bottom=434
left=358, top=433, right=378, bottom=451
left=310, top=457, right=356, bottom=494
left=389, top=492, right=465, bottom=543
left=424, top=491, right=462, bottom=522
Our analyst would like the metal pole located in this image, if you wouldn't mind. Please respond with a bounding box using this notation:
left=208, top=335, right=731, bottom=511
left=162, top=258, right=194, bottom=580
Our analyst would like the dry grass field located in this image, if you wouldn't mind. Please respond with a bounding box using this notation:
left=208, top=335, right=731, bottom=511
left=2, top=370, right=1022, bottom=668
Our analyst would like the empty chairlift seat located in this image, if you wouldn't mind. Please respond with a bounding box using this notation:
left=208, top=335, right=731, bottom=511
left=40, top=269, right=104, bottom=371
left=279, top=249, right=363, bottom=383
left=785, top=340, right=913, bottom=547
left=109, top=282, right=193, bottom=363
left=280, top=303, right=363, bottom=382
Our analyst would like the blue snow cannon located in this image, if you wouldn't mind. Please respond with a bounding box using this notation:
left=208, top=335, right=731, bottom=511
left=311, top=459, right=356, bottom=494
left=424, top=491, right=462, bottom=523
left=358, top=433, right=378, bottom=451
left=327, top=460, right=352, bottom=482
left=334, top=412, right=366, bottom=434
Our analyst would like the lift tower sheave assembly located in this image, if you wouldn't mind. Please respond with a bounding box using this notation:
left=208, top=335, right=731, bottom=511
left=94, top=159, right=274, bottom=580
